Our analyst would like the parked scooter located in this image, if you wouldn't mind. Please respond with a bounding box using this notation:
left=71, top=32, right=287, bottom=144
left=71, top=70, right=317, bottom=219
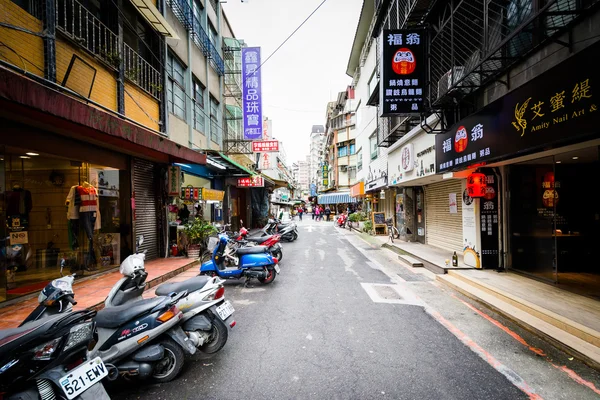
left=236, top=227, right=284, bottom=261
left=0, top=310, right=111, bottom=400
left=105, top=253, right=236, bottom=356
left=19, top=237, right=197, bottom=384
left=336, top=213, right=348, bottom=228
left=199, top=233, right=280, bottom=286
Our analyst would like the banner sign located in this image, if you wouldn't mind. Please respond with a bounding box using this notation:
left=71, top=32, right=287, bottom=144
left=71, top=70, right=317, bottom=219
left=202, top=188, right=225, bottom=201
left=181, top=186, right=201, bottom=200
left=436, top=41, right=600, bottom=173
left=168, top=166, right=181, bottom=196
left=380, top=28, right=427, bottom=116
left=480, top=168, right=500, bottom=269
left=252, top=140, right=279, bottom=152
left=238, top=176, right=264, bottom=187
left=242, top=47, right=263, bottom=140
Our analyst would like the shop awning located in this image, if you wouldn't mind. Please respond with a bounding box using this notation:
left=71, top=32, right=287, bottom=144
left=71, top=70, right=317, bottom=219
left=129, top=0, right=180, bottom=39
left=0, top=66, right=205, bottom=166
left=317, top=192, right=358, bottom=205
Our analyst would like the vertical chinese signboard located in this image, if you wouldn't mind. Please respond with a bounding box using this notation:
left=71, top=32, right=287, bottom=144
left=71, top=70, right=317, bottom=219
left=480, top=168, right=499, bottom=269
left=380, top=28, right=427, bottom=116
left=168, top=166, right=181, bottom=196
left=242, top=47, right=263, bottom=140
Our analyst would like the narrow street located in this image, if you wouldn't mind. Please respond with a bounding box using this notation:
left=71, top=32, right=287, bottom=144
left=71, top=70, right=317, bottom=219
left=109, top=219, right=600, bottom=400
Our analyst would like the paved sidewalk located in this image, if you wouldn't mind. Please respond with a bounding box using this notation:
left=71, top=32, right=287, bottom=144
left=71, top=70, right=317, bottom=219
left=0, top=257, right=198, bottom=329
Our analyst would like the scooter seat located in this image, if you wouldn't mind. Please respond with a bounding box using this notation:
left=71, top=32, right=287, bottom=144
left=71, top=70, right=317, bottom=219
left=155, top=276, right=211, bottom=297
left=96, top=297, right=164, bottom=329
left=245, top=235, right=271, bottom=244
left=236, top=246, right=268, bottom=255
left=0, top=315, right=63, bottom=353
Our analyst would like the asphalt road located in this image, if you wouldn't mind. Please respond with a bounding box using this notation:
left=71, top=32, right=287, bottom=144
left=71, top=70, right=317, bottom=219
left=109, top=218, right=600, bottom=400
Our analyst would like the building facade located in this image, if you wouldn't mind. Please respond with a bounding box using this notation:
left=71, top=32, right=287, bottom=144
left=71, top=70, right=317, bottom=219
left=347, top=0, right=600, bottom=296
left=322, top=89, right=358, bottom=193
left=309, top=125, right=325, bottom=191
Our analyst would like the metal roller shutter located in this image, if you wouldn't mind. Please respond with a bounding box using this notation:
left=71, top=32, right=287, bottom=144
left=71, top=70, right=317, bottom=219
left=425, top=180, right=463, bottom=253
left=133, top=158, right=159, bottom=260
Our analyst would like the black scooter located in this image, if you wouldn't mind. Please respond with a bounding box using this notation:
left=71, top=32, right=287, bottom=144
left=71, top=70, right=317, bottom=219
left=0, top=310, right=110, bottom=399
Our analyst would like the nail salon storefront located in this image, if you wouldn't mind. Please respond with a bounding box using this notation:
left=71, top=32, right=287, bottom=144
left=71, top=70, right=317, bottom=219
left=435, top=41, right=600, bottom=295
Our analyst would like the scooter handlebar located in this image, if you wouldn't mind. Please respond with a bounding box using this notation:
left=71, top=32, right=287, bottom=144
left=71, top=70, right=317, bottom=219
left=65, top=295, right=77, bottom=306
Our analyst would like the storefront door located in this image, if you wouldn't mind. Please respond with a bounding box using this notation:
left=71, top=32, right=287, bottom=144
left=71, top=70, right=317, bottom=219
left=415, top=187, right=425, bottom=244
left=508, top=146, right=600, bottom=295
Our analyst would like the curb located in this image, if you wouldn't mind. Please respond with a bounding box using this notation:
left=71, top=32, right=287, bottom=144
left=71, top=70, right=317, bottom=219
left=438, top=274, right=600, bottom=371
left=87, top=260, right=199, bottom=312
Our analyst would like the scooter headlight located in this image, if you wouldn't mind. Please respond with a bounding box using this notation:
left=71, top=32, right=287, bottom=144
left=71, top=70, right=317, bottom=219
left=63, top=322, right=94, bottom=352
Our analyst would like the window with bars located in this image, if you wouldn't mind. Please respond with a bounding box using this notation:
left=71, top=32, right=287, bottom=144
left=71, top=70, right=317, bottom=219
left=210, top=96, right=220, bottom=144
left=167, top=52, right=186, bottom=119
left=338, top=146, right=348, bottom=157
left=357, top=149, right=363, bottom=171
left=11, top=0, right=42, bottom=19
left=349, top=143, right=356, bottom=155
left=193, top=79, right=205, bottom=132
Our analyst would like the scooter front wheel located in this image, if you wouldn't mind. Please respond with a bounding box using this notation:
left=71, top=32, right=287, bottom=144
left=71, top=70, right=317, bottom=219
left=152, top=339, right=185, bottom=383
left=271, top=248, right=283, bottom=262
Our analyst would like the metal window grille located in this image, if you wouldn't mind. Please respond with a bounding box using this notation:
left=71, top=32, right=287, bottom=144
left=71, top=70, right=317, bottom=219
left=166, top=0, right=192, bottom=30
left=193, top=80, right=205, bottom=132
left=192, top=14, right=210, bottom=56
left=167, top=53, right=185, bottom=119
left=210, top=97, right=220, bottom=143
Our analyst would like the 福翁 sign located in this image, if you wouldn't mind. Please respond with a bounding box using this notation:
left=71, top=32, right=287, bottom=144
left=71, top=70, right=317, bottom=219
left=252, top=140, right=279, bottom=152
left=435, top=41, right=600, bottom=173
left=242, top=47, right=263, bottom=140
left=380, top=28, right=427, bottom=116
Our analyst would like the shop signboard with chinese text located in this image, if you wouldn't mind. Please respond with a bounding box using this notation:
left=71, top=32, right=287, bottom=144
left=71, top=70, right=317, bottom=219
left=258, top=153, right=272, bottom=170
left=168, top=166, right=181, bottom=196
left=242, top=47, right=263, bottom=140
left=380, top=28, right=427, bottom=116
left=181, top=186, right=201, bottom=200
left=252, top=140, right=279, bottom=152
left=436, top=42, right=600, bottom=173
left=480, top=168, right=499, bottom=269
left=237, top=176, right=264, bottom=187
left=202, top=188, right=225, bottom=201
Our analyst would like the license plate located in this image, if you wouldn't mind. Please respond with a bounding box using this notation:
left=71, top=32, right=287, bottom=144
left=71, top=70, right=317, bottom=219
left=274, top=264, right=281, bottom=274
left=60, top=357, right=108, bottom=400
left=216, top=300, right=235, bottom=320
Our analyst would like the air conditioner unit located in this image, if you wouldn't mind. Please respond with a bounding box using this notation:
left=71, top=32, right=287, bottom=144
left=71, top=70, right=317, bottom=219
left=340, top=165, right=348, bottom=172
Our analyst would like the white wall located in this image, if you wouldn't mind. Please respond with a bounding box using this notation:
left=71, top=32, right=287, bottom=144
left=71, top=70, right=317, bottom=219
left=354, top=40, right=378, bottom=184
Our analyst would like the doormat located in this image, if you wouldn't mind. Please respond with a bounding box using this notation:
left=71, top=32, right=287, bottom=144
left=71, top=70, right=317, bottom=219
left=7, top=281, right=50, bottom=295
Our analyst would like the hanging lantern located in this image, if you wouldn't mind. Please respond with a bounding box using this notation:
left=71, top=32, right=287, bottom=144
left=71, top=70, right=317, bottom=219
left=380, top=189, right=386, bottom=200
left=466, top=171, right=487, bottom=198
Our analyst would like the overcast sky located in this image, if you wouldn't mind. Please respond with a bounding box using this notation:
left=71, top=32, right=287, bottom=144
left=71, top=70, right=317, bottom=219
left=222, top=0, right=363, bottom=165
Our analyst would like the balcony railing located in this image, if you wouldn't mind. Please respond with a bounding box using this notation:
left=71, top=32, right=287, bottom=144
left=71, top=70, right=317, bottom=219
left=123, top=44, right=162, bottom=98
left=56, top=0, right=162, bottom=99
left=192, top=15, right=210, bottom=57
left=166, top=0, right=192, bottom=31
left=207, top=40, right=224, bottom=76
left=56, top=0, right=119, bottom=67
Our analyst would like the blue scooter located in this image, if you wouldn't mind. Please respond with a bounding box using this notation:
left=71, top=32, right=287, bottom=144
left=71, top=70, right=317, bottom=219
left=199, top=234, right=280, bottom=286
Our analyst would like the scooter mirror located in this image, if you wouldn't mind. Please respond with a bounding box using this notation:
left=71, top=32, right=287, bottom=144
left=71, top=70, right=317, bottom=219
left=139, top=235, right=144, bottom=246
left=240, top=219, right=243, bottom=226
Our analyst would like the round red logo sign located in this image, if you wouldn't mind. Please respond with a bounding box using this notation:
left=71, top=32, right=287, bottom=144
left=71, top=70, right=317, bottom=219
left=392, top=48, right=416, bottom=75
left=454, top=126, right=468, bottom=153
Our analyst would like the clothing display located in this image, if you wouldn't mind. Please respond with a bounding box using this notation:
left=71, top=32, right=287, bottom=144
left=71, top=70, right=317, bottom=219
left=65, top=183, right=101, bottom=266
left=6, top=186, right=33, bottom=229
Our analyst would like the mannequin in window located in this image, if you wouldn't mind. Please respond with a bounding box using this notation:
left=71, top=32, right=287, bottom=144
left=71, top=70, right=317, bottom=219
left=65, top=181, right=102, bottom=268
left=6, top=181, right=33, bottom=229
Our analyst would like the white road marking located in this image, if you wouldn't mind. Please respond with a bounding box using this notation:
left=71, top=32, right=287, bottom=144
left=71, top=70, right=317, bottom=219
left=306, top=334, right=313, bottom=340
left=360, top=283, right=424, bottom=306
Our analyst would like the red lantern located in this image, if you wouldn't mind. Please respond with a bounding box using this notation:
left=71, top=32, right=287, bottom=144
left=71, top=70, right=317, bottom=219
left=466, top=172, right=487, bottom=198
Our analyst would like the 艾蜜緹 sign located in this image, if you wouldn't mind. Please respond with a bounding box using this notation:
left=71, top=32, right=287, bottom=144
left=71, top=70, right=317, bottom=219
left=435, top=41, right=600, bottom=172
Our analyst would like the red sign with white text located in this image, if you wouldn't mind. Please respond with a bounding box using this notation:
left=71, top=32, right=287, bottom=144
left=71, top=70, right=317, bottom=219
left=252, top=140, right=279, bottom=153
left=237, top=176, right=265, bottom=187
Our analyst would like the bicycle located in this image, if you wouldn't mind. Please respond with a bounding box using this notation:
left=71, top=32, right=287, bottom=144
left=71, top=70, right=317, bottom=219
left=386, top=218, right=400, bottom=243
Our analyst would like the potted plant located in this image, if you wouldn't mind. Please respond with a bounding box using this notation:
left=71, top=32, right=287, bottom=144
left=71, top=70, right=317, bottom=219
left=182, top=218, right=217, bottom=259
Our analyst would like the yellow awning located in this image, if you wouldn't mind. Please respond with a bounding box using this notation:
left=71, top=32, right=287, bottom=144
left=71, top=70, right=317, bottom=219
left=129, top=0, right=180, bottom=40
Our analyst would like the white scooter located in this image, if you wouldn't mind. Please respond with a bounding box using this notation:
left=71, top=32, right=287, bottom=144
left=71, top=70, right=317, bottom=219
left=105, top=238, right=235, bottom=355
